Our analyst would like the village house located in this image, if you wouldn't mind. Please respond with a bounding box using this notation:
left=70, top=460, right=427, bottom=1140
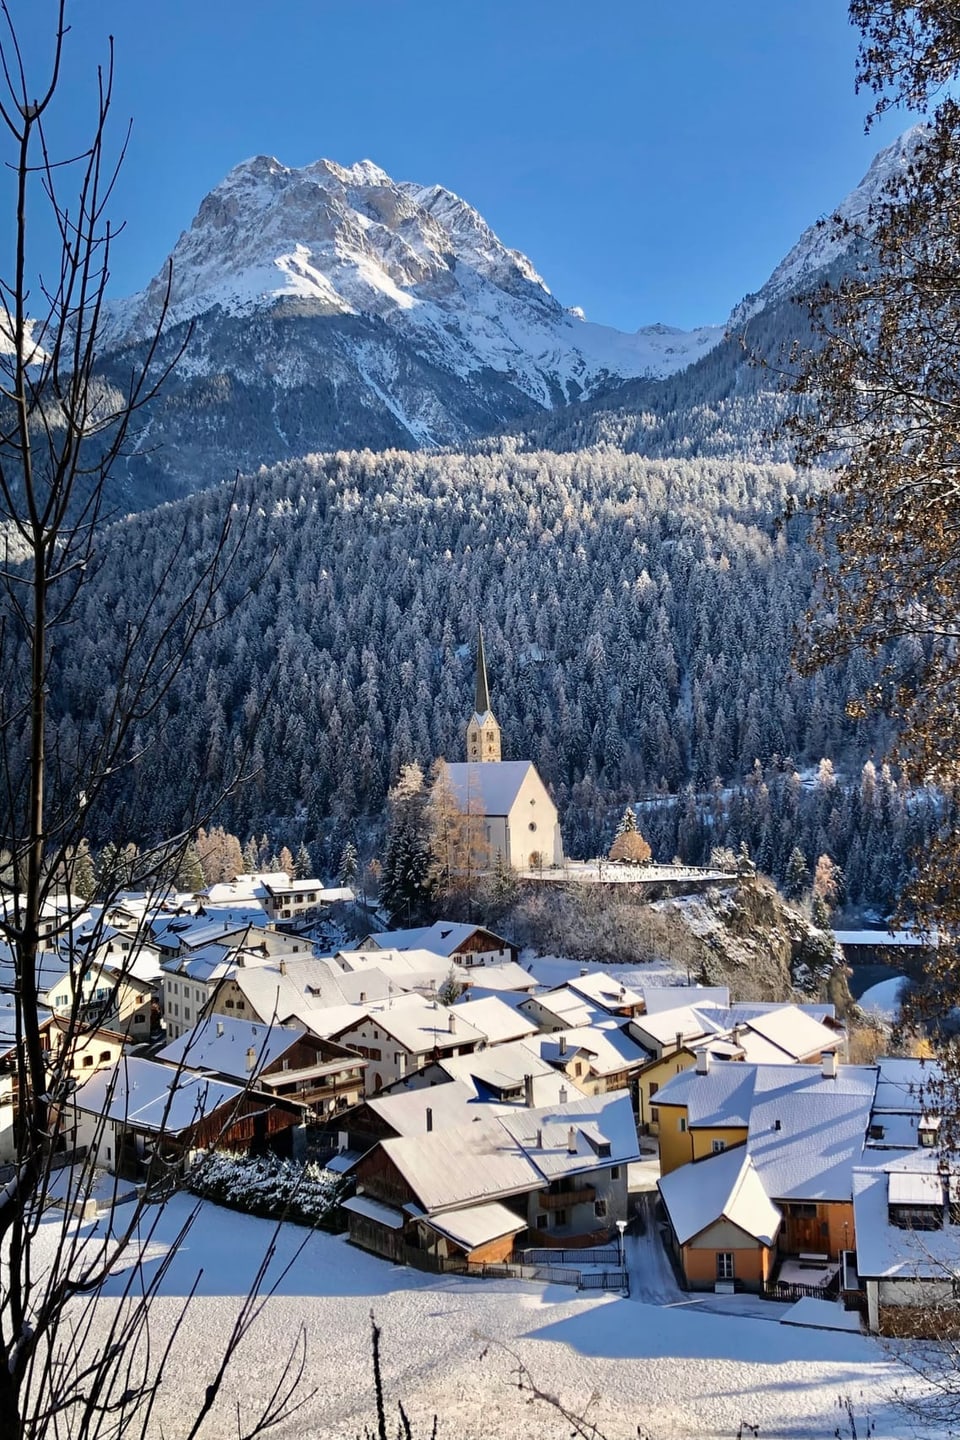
left=360, top=920, right=518, bottom=968
left=324, top=991, right=486, bottom=1094
left=632, top=1002, right=844, bottom=1134
left=344, top=1090, right=637, bottom=1266
left=157, top=1013, right=367, bottom=1118
left=68, top=1055, right=302, bottom=1180
left=655, top=1055, right=877, bottom=1293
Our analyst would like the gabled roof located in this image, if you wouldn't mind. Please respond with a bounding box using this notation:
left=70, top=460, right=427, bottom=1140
left=853, top=1150, right=960, bottom=1281
left=565, top=971, right=645, bottom=1013
left=327, top=991, right=485, bottom=1055
left=522, top=987, right=604, bottom=1028
left=156, top=1014, right=306, bottom=1081
left=452, top=995, right=537, bottom=1045
left=530, top=1022, right=651, bottom=1077
left=362, top=920, right=511, bottom=956
left=423, top=1201, right=526, bottom=1251
left=73, top=1056, right=243, bottom=1135
left=441, top=761, right=542, bottom=818
left=659, top=1145, right=781, bottom=1246
left=379, top=1091, right=639, bottom=1213
left=367, top=1079, right=500, bottom=1137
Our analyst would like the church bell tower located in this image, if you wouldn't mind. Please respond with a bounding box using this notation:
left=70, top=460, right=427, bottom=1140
left=466, top=625, right=501, bottom=763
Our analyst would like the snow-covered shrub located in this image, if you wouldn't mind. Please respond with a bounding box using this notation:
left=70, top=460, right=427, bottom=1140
left=186, top=1151, right=347, bottom=1230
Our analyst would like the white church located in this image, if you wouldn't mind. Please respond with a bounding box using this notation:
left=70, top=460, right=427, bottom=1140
left=440, top=629, right=564, bottom=872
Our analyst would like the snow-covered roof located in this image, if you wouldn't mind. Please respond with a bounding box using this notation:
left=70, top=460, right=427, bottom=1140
left=367, top=1079, right=499, bottom=1137
left=327, top=991, right=485, bottom=1055
left=438, top=1039, right=567, bottom=1103
left=659, top=1145, right=781, bottom=1246
left=566, top=971, right=645, bottom=1012
left=380, top=1091, right=638, bottom=1212
left=629, top=1004, right=725, bottom=1051
left=872, top=1057, right=944, bottom=1115
left=499, top=1091, right=640, bottom=1180
left=655, top=1062, right=880, bottom=1201
left=531, top=1023, right=650, bottom=1077
left=342, top=1194, right=405, bottom=1230
left=522, top=987, right=604, bottom=1028
left=461, top=961, right=538, bottom=993
left=382, top=1116, right=536, bottom=1211
left=736, top=1006, right=842, bottom=1063
left=156, top=1015, right=305, bottom=1080
left=833, top=929, right=934, bottom=948
left=423, top=1201, right=526, bottom=1250
left=853, top=1152, right=960, bottom=1281
left=74, top=1056, right=243, bottom=1135
left=442, top=760, right=540, bottom=818
left=641, top=985, right=731, bottom=1013
left=452, top=995, right=537, bottom=1046
left=362, top=920, right=510, bottom=956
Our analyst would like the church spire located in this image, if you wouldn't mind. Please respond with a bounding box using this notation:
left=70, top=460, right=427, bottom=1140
left=475, top=624, right=491, bottom=716
left=466, top=624, right=501, bottom=763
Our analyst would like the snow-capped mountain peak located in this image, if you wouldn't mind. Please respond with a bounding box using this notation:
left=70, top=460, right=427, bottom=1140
left=103, top=155, right=722, bottom=408
left=730, top=124, right=928, bottom=327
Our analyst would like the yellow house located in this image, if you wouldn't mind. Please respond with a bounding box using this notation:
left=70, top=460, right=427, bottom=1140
left=655, top=1056, right=878, bottom=1286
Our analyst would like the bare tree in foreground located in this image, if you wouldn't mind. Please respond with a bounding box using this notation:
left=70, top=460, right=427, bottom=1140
left=0, top=5, right=304, bottom=1436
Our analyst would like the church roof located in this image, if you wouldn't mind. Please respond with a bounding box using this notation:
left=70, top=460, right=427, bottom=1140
left=475, top=625, right=491, bottom=716
left=443, top=761, right=539, bottom=817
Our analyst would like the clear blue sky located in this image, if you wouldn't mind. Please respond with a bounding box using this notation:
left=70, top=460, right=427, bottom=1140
left=11, top=0, right=913, bottom=330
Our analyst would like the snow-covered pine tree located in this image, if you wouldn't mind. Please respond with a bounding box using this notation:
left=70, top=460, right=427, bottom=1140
left=338, top=841, right=359, bottom=887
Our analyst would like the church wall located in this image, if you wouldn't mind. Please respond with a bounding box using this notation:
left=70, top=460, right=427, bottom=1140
left=506, top=769, right=564, bottom=870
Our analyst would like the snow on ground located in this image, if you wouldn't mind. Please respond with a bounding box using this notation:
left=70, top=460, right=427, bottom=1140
left=858, top=975, right=909, bottom=1022
left=35, top=1194, right=938, bottom=1440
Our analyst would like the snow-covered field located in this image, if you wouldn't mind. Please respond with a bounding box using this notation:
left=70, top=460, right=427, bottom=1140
left=41, top=1194, right=936, bottom=1440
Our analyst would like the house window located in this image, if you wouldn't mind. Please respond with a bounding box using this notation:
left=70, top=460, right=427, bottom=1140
left=553, top=1209, right=568, bottom=1227
left=56, top=993, right=69, bottom=1007
left=716, top=1252, right=735, bottom=1281
left=787, top=1203, right=817, bottom=1219
left=711, top=1139, right=726, bottom=1154
left=679, top=1117, right=687, bottom=1133
left=651, top=1108, right=659, bottom=1123
left=610, top=1166, right=621, bottom=1180
left=225, top=999, right=235, bottom=1008
left=82, top=1055, right=93, bottom=1067
left=594, top=1199, right=607, bottom=1219
left=536, top=1212, right=548, bottom=1229
left=99, top=1051, right=111, bottom=1063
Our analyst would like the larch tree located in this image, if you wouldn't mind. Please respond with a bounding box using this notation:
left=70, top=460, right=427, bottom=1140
left=0, top=6, right=304, bottom=1437
left=791, top=3, right=960, bottom=945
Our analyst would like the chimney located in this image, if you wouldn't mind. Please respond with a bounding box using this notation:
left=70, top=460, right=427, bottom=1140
left=675, top=1031, right=684, bottom=1054
left=216, top=1021, right=224, bottom=1037
left=426, top=1107, right=433, bottom=1133
left=279, top=958, right=287, bottom=975
left=523, top=1073, right=534, bottom=1107
left=579, top=967, right=588, bottom=977
left=359, top=991, right=366, bottom=1003
left=567, top=1125, right=577, bottom=1154
left=559, top=1084, right=568, bottom=1105
left=695, top=1048, right=710, bottom=1075
left=821, top=1050, right=838, bottom=1080
left=536, top=1127, right=543, bottom=1148
left=246, top=1046, right=256, bottom=1072
left=559, top=1035, right=567, bottom=1056
left=773, top=1118, right=782, bottom=1132
left=448, top=1011, right=456, bottom=1034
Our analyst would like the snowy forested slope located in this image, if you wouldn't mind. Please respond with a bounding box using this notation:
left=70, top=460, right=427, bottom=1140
left=33, top=446, right=934, bottom=903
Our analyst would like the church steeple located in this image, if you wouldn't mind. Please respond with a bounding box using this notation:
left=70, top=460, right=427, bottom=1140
left=466, top=625, right=501, bottom=763
left=475, top=624, right=491, bottom=716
